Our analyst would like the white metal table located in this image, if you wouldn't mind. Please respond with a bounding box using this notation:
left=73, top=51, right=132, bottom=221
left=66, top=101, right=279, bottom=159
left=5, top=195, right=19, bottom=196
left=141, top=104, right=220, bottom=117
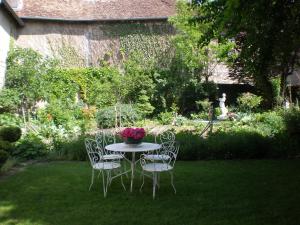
left=105, top=142, right=161, bottom=192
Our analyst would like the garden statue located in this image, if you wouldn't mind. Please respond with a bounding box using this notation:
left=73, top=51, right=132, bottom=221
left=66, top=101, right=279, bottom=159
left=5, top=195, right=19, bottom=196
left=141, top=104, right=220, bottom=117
left=217, top=93, right=228, bottom=120
left=284, top=98, right=290, bottom=109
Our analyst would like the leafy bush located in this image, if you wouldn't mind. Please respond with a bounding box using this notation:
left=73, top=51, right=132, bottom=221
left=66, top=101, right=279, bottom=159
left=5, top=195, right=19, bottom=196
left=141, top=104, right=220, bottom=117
left=0, top=126, right=22, bottom=142
left=96, top=104, right=140, bottom=128
left=59, top=136, right=87, bottom=161
left=284, top=109, right=300, bottom=136
left=0, top=150, right=9, bottom=168
left=237, top=92, right=262, bottom=112
left=0, top=89, right=20, bottom=113
left=190, top=112, right=208, bottom=120
left=0, top=140, right=14, bottom=154
left=196, top=99, right=212, bottom=112
left=14, top=133, right=47, bottom=159
left=157, top=111, right=174, bottom=125
left=0, top=113, right=22, bottom=127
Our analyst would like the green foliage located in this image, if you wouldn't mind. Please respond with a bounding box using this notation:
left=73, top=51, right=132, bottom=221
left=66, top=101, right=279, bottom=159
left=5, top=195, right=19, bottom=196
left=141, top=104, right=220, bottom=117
left=37, top=101, right=84, bottom=129
left=254, top=111, right=285, bottom=135
left=6, top=47, right=55, bottom=117
left=196, top=98, right=212, bottom=112
left=0, top=150, right=9, bottom=167
left=0, top=88, right=21, bottom=113
left=14, top=133, right=47, bottom=159
left=270, top=77, right=283, bottom=106
left=96, top=104, right=140, bottom=128
left=157, top=111, right=174, bottom=125
left=0, top=140, right=13, bottom=154
left=237, top=93, right=262, bottom=112
left=216, top=111, right=284, bottom=137
left=171, top=0, right=300, bottom=106
left=0, top=113, right=22, bottom=127
left=284, top=109, right=300, bottom=137
left=48, top=37, right=85, bottom=68
left=59, top=136, right=87, bottom=161
left=205, top=131, right=269, bottom=159
left=136, top=93, right=155, bottom=117
left=169, top=1, right=236, bottom=81
left=0, top=126, right=22, bottom=143
left=117, top=23, right=174, bottom=68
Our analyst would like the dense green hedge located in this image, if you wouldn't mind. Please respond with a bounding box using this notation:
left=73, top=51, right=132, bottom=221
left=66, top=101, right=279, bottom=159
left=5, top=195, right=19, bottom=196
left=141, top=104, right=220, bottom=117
left=53, top=130, right=299, bottom=162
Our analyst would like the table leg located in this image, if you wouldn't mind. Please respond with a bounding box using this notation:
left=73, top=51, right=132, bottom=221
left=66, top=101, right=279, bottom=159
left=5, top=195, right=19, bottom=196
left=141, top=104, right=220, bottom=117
left=130, top=152, right=135, bottom=192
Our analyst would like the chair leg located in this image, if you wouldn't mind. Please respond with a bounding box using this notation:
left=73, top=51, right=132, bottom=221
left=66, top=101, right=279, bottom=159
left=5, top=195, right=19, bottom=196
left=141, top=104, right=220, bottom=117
left=139, top=170, right=145, bottom=192
left=89, top=169, right=94, bottom=191
left=153, top=172, right=157, bottom=199
left=108, top=170, right=112, bottom=187
left=102, top=170, right=107, bottom=197
left=170, top=171, right=176, bottom=194
left=121, top=174, right=126, bottom=191
left=123, top=159, right=128, bottom=178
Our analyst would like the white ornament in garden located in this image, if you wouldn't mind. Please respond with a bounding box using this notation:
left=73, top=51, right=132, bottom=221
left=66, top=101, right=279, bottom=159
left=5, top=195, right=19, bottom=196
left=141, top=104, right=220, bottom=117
left=217, top=93, right=228, bottom=120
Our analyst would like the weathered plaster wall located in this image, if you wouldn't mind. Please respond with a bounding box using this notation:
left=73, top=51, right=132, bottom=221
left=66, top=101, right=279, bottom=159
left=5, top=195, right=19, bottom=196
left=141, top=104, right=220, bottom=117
left=0, top=7, right=16, bottom=88
left=16, top=20, right=174, bottom=67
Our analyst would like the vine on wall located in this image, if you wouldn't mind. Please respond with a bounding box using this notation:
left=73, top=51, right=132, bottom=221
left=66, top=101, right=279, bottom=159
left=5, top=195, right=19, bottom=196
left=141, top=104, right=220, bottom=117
left=101, top=22, right=176, bottom=69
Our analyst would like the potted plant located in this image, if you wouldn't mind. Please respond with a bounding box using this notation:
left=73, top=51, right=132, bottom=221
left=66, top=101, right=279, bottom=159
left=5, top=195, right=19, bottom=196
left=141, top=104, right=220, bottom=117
left=120, top=127, right=146, bottom=144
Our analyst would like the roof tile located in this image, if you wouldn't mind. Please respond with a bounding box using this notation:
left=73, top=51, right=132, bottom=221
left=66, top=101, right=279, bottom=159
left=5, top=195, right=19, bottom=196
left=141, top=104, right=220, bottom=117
left=10, top=0, right=176, bottom=20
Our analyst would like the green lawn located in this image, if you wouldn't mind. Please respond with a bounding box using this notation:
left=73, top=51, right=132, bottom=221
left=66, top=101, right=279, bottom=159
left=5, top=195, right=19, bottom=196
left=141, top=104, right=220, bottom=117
left=1, top=160, right=300, bottom=225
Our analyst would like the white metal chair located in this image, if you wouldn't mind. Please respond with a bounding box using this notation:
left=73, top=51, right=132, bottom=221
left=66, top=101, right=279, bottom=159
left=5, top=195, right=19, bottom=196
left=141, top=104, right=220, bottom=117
left=140, top=142, right=179, bottom=199
left=95, top=131, right=124, bottom=161
left=144, top=131, right=176, bottom=161
left=158, top=130, right=176, bottom=143
left=85, top=138, right=126, bottom=197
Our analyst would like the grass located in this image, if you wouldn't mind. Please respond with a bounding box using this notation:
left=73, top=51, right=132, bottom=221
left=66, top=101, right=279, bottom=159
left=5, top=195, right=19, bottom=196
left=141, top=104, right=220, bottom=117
left=0, top=160, right=300, bottom=225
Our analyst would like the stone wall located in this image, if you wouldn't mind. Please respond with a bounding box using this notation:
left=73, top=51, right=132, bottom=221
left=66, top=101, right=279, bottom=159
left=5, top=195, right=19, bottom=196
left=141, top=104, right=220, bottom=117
left=0, top=6, right=16, bottom=88
left=16, top=20, right=175, bottom=67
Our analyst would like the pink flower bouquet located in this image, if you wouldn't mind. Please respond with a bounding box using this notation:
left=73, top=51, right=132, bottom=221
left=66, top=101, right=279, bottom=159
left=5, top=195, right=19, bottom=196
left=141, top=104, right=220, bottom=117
left=120, top=127, right=146, bottom=144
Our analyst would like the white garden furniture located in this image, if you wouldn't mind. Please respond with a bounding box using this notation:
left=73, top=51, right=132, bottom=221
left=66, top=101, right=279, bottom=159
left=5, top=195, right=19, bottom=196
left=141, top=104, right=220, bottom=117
left=105, top=142, right=161, bottom=192
left=144, top=131, right=176, bottom=161
left=85, top=138, right=126, bottom=197
left=140, top=142, right=179, bottom=199
left=95, top=131, right=125, bottom=160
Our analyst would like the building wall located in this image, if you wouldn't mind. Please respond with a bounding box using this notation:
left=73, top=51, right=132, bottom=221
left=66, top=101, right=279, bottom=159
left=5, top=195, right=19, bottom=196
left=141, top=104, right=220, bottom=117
left=16, top=20, right=174, bottom=67
left=0, top=7, right=16, bottom=88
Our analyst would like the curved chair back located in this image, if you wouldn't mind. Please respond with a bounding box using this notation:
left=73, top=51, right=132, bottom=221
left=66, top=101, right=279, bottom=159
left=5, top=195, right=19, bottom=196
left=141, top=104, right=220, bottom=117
left=85, top=138, right=103, bottom=167
left=95, top=131, right=116, bottom=154
left=164, top=141, right=180, bottom=167
left=159, top=131, right=175, bottom=144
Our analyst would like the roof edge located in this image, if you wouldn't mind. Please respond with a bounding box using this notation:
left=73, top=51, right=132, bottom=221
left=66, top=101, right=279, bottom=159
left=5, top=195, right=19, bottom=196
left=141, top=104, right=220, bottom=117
left=20, top=16, right=170, bottom=23
left=0, top=0, right=24, bottom=26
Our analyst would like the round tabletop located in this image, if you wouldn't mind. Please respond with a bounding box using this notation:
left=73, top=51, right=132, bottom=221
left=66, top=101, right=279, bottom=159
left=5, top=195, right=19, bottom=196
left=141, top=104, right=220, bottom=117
left=105, top=142, right=161, bottom=153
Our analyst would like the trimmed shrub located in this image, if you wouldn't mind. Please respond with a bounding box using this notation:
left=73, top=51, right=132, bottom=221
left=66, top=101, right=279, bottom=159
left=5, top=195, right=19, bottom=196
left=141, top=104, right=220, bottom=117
left=0, top=126, right=22, bottom=143
left=14, top=133, right=47, bottom=159
left=0, top=150, right=9, bottom=167
left=205, top=131, right=270, bottom=159
left=0, top=140, right=14, bottom=154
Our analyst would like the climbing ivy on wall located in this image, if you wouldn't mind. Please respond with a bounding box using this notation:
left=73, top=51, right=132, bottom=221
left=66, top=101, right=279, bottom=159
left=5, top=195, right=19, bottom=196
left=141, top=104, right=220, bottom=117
left=103, top=22, right=176, bottom=69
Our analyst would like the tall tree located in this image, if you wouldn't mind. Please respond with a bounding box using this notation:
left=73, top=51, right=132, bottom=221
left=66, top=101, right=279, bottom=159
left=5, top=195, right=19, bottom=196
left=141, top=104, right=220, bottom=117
left=179, top=0, right=300, bottom=107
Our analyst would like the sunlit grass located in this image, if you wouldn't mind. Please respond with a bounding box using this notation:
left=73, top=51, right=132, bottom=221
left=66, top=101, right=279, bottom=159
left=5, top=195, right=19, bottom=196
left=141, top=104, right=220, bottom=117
left=1, top=160, right=300, bottom=225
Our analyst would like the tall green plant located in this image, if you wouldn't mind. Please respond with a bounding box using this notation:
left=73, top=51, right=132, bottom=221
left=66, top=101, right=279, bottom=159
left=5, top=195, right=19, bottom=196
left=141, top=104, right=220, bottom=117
left=5, top=47, right=55, bottom=120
